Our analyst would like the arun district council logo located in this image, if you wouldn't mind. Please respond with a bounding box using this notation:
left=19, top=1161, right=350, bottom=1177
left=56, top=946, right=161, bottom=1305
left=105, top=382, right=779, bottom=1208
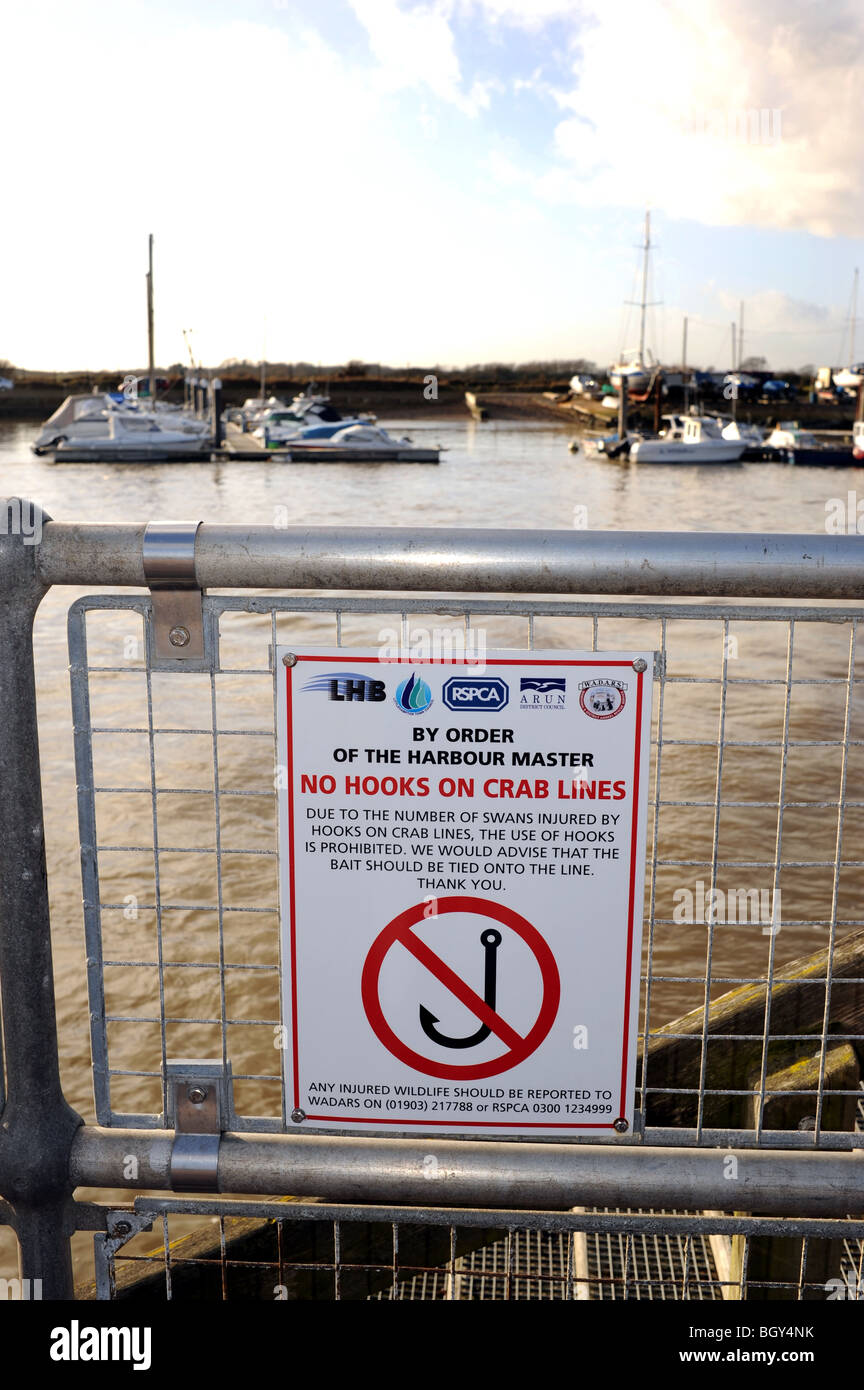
left=395, top=671, right=433, bottom=714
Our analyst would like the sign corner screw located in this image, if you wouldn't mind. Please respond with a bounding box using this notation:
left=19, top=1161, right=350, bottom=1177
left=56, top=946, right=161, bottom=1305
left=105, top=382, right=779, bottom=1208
left=291, top=1108, right=306, bottom=1123
left=613, top=1117, right=629, bottom=1133
left=632, top=658, right=647, bottom=672
left=283, top=653, right=297, bottom=667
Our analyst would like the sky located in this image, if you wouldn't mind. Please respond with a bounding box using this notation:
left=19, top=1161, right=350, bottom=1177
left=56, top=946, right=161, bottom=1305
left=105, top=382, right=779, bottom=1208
left=2, top=0, right=864, bottom=372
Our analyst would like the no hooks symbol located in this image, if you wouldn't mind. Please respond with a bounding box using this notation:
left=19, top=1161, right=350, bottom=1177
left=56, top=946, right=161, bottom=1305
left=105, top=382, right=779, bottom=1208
left=361, top=896, right=560, bottom=1081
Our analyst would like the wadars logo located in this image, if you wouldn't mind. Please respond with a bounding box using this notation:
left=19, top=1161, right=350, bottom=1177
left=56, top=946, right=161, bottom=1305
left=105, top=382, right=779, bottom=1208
left=579, top=679, right=627, bottom=720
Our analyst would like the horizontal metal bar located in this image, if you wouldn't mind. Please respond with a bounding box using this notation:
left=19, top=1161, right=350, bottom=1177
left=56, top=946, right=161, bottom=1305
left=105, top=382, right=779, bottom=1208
left=70, top=1127, right=864, bottom=1215
left=72, top=591, right=864, bottom=621
left=39, top=524, right=864, bottom=597
left=123, top=1197, right=864, bottom=1242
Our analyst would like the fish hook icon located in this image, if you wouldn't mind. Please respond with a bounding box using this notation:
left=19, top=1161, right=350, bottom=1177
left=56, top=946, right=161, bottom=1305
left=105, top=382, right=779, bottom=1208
left=419, top=928, right=502, bottom=1049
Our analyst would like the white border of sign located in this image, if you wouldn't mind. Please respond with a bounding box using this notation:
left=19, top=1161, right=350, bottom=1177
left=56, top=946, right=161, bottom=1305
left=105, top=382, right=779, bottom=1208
left=276, top=648, right=653, bottom=1138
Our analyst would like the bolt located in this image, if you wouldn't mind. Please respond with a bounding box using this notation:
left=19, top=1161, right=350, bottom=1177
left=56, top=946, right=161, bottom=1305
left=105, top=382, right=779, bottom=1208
left=613, top=1117, right=629, bottom=1134
left=291, top=1108, right=306, bottom=1124
left=632, top=658, right=647, bottom=673
left=113, top=1221, right=132, bottom=1237
left=187, top=1085, right=208, bottom=1104
left=283, top=652, right=297, bottom=667
left=169, top=625, right=191, bottom=648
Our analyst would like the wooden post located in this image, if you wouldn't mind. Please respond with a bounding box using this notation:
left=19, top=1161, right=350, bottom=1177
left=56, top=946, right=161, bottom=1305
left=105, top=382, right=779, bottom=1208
left=210, top=377, right=223, bottom=448
left=617, top=378, right=628, bottom=442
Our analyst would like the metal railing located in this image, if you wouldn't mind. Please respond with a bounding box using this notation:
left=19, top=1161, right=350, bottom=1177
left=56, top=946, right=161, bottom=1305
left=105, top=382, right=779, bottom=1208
left=1, top=499, right=863, bottom=1300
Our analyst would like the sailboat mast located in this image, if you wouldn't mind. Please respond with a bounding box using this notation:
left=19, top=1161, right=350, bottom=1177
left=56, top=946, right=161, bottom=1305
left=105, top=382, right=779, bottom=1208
left=146, top=234, right=156, bottom=405
left=849, top=268, right=859, bottom=363
left=638, top=212, right=651, bottom=361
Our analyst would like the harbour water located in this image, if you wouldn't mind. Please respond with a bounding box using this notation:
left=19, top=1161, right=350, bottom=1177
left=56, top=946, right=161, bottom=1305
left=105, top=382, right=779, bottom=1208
left=1, top=413, right=862, bottom=1283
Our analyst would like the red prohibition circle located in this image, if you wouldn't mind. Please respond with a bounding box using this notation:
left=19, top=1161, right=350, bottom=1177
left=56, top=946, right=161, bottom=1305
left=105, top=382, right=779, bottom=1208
left=360, top=895, right=560, bottom=1081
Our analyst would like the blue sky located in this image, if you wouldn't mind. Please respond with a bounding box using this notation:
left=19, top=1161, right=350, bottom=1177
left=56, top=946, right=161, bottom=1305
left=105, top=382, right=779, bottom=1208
left=2, top=0, right=863, bottom=371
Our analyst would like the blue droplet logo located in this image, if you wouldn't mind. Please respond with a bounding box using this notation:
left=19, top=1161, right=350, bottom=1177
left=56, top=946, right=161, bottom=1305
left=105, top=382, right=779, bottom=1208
left=395, top=672, right=433, bottom=714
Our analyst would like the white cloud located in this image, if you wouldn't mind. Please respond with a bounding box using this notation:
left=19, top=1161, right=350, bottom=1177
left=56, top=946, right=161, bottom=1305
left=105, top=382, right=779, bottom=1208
left=348, top=0, right=483, bottom=112
left=528, top=0, right=864, bottom=236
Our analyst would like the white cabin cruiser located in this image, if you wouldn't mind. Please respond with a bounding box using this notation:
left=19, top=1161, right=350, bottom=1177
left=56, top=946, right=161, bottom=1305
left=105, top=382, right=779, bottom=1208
left=254, top=396, right=376, bottom=446
left=630, top=415, right=746, bottom=463
left=832, top=363, right=864, bottom=393
left=33, top=394, right=209, bottom=457
left=48, top=410, right=212, bottom=460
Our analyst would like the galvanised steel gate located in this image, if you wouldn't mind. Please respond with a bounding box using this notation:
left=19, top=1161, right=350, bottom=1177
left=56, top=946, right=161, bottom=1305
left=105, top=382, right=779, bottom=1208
left=1, top=499, right=863, bottom=1300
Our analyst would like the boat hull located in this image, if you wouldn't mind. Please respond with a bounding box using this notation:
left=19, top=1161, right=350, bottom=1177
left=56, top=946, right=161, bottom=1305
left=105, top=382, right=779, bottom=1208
left=630, top=440, right=745, bottom=464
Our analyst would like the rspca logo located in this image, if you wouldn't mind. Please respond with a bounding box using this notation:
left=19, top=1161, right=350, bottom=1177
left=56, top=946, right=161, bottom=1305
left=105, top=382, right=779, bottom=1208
left=442, top=677, right=508, bottom=712
left=302, top=671, right=386, bottom=703
left=579, top=678, right=627, bottom=719
left=520, top=677, right=565, bottom=711
left=395, top=671, right=433, bottom=714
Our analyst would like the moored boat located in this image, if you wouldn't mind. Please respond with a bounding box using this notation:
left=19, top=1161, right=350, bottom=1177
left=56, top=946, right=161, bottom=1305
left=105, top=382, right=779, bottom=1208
left=630, top=415, right=745, bottom=463
left=766, top=422, right=855, bottom=466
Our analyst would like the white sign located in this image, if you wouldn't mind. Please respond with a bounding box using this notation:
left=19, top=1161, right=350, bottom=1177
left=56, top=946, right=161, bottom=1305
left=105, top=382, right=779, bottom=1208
left=275, top=648, right=653, bottom=1137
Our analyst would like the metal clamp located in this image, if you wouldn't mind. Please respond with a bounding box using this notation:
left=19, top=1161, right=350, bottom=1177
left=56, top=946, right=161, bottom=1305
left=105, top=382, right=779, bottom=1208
left=166, top=1059, right=232, bottom=1192
left=143, top=521, right=203, bottom=661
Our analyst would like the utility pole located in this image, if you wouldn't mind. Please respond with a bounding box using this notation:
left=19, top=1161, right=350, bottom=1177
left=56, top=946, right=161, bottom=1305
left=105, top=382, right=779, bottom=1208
left=146, top=234, right=156, bottom=405
left=849, top=268, right=859, bottom=363
left=739, top=300, right=745, bottom=370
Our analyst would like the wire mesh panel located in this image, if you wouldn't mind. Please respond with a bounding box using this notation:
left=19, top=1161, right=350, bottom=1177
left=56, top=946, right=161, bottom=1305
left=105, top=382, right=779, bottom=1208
left=90, top=1199, right=864, bottom=1303
left=68, top=592, right=864, bottom=1145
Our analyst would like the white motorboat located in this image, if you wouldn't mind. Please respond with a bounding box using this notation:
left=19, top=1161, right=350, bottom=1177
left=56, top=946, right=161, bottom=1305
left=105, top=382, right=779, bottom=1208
left=630, top=415, right=746, bottom=463
left=284, top=422, right=439, bottom=462
left=832, top=363, right=864, bottom=394
left=33, top=393, right=209, bottom=457
left=327, top=424, right=413, bottom=448
left=765, top=423, right=853, bottom=467
left=254, top=396, right=376, bottom=447
left=47, top=409, right=213, bottom=461
left=853, top=420, right=864, bottom=460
